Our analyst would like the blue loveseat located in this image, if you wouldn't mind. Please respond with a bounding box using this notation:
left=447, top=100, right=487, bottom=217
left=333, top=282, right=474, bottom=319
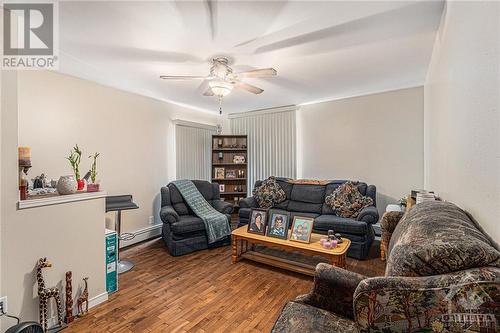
left=238, top=178, right=379, bottom=259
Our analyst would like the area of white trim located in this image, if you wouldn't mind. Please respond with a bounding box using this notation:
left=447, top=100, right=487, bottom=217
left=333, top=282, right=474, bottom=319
left=173, top=119, right=218, bottom=131
left=120, top=224, right=162, bottom=248
left=228, top=105, right=297, bottom=118
left=47, top=292, right=109, bottom=329
left=88, top=291, right=109, bottom=309
left=18, top=191, right=107, bottom=209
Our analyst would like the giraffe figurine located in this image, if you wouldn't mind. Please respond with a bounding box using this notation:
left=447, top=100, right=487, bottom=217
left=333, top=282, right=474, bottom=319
left=36, top=257, right=64, bottom=332
left=77, top=277, right=89, bottom=317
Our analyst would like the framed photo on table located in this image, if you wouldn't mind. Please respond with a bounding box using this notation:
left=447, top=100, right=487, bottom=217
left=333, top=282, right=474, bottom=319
left=266, top=210, right=290, bottom=240
left=290, top=216, right=314, bottom=243
left=247, top=208, right=268, bottom=235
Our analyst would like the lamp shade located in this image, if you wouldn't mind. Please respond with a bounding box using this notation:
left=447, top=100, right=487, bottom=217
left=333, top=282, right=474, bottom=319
left=209, top=80, right=233, bottom=97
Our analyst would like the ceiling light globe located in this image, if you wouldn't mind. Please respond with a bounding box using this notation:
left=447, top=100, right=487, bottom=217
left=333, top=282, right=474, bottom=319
left=209, top=80, right=233, bottom=97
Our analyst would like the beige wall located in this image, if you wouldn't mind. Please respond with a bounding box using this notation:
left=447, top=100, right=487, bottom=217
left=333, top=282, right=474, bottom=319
left=17, top=71, right=221, bottom=237
left=424, top=1, right=499, bottom=241
left=298, top=87, right=424, bottom=213
left=0, top=69, right=221, bottom=330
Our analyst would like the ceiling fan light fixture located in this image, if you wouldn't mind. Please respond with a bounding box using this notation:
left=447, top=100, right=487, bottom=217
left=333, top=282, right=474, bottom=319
left=209, top=80, right=233, bottom=97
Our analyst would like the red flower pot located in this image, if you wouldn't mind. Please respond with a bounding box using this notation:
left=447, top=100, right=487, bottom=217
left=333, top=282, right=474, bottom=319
left=77, top=179, right=85, bottom=191
left=87, top=183, right=100, bottom=193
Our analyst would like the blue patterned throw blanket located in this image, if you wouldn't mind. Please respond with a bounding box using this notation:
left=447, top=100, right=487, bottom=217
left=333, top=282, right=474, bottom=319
left=171, top=180, right=231, bottom=244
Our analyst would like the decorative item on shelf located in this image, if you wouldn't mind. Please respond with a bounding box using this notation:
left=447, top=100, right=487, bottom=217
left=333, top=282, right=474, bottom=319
left=234, top=197, right=239, bottom=206
left=218, top=152, right=223, bottom=160
left=237, top=170, right=243, bottom=178
left=87, top=152, right=100, bottom=192
left=217, top=139, right=223, bottom=148
left=77, top=277, right=89, bottom=317
left=36, top=257, right=64, bottom=332
left=65, top=271, right=74, bottom=324
left=18, top=147, right=32, bottom=201
left=66, top=144, right=84, bottom=191
left=233, top=155, right=245, bottom=164
left=248, top=208, right=268, bottom=235
left=225, top=169, right=236, bottom=178
left=32, top=173, right=47, bottom=189
left=290, top=216, right=314, bottom=243
left=219, top=184, right=225, bottom=193
left=56, top=175, right=77, bottom=195
left=416, top=190, right=435, bottom=204
left=215, top=167, right=225, bottom=179
left=266, top=210, right=290, bottom=240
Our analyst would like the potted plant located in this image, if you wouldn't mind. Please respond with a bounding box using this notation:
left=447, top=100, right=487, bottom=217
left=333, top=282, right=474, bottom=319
left=66, top=144, right=84, bottom=191
left=87, top=152, right=100, bottom=192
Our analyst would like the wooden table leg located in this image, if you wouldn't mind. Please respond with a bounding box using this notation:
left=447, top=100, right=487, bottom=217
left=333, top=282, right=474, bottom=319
left=380, top=239, right=386, bottom=261
left=231, top=235, right=238, bottom=264
left=331, top=254, right=346, bottom=269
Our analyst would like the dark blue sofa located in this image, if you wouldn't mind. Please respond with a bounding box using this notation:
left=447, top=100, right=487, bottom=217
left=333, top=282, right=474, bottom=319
left=238, top=178, right=379, bottom=259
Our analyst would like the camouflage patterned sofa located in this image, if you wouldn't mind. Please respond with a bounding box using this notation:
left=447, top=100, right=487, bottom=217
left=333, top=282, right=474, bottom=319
left=272, top=201, right=500, bottom=333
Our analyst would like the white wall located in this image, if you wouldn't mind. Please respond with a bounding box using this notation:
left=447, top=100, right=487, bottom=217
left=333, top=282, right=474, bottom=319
left=298, top=87, right=424, bottom=213
left=1, top=69, right=109, bottom=331
left=17, top=70, right=221, bottom=238
left=424, top=1, right=499, bottom=241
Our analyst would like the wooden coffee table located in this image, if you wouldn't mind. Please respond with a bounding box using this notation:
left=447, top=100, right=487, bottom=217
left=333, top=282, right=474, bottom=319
left=231, top=225, right=350, bottom=276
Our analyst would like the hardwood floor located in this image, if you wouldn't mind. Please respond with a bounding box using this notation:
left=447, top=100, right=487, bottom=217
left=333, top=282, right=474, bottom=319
left=67, top=237, right=385, bottom=333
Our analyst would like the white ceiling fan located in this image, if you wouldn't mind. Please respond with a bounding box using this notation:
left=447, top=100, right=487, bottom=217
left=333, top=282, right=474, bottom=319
left=160, top=57, right=277, bottom=114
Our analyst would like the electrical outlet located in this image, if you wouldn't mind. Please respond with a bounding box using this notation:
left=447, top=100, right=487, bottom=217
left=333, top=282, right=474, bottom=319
left=0, top=296, right=7, bottom=314
left=148, top=216, right=154, bottom=225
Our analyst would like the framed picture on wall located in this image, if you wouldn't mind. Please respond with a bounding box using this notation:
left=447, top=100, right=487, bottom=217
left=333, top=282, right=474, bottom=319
left=215, top=167, right=225, bottom=179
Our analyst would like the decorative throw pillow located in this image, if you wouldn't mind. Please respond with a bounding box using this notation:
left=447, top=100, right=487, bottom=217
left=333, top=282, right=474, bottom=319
left=252, top=176, right=286, bottom=209
left=325, top=181, right=373, bottom=218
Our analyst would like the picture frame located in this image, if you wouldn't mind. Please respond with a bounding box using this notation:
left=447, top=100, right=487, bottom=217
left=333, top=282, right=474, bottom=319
left=219, top=184, right=225, bottom=192
left=215, top=167, right=225, bottom=179
left=233, top=155, right=246, bottom=164
left=290, top=216, right=314, bottom=243
left=266, top=210, right=290, bottom=240
left=247, top=208, right=268, bottom=235
left=225, top=169, right=236, bottom=178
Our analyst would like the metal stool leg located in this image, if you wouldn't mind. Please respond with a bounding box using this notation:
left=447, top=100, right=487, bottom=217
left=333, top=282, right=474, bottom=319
left=115, top=210, right=134, bottom=274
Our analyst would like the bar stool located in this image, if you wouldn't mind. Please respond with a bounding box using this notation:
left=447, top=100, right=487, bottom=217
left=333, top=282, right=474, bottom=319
left=105, top=195, right=139, bottom=274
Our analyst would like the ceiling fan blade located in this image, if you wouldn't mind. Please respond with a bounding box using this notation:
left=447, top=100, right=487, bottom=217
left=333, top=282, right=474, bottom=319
left=159, top=75, right=206, bottom=80
left=203, top=87, right=214, bottom=96
left=234, top=81, right=264, bottom=94
left=236, top=68, right=277, bottom=78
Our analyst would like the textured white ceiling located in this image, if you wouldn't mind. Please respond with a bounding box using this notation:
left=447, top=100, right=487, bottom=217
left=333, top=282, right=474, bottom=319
left=57, top=1, right=444, bottom=113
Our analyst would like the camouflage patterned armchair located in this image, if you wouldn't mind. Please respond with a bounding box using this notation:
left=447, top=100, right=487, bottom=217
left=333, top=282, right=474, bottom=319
left=272, top=201, right=500, bottom=333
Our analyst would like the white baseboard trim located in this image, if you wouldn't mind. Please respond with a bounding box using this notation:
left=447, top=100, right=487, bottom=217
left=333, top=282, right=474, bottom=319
left=88, top=292, right=109, bottom=309
left=120, top=224, right=162, bottom=248
left=47, top=292, right=109, bottom=329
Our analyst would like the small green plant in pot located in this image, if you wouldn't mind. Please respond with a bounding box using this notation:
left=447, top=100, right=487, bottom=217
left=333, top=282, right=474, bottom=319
left=67, top=144, right=84, bottom=190
left=87, top=152, right=100, bottom=192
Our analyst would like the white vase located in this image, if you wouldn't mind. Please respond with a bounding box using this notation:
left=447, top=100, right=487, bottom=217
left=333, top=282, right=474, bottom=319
left=57, top=175, right=77, bottom=195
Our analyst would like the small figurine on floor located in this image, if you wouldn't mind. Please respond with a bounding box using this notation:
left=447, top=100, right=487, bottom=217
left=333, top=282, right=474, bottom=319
left=65, top=271, right=74, bottom=324
left=36, top=257, right=64, bottom=332
left=77, top=277, right=89, bottom=317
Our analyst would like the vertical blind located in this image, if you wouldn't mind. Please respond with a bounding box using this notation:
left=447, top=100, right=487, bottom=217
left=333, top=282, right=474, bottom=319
left=175, top=123, right=216, bottom=181
left=230, top=108, right=296, bottom=193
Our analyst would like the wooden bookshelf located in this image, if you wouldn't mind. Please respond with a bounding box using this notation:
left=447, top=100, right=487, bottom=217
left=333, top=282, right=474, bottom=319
left=212, top=135, right=248, bottom=210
